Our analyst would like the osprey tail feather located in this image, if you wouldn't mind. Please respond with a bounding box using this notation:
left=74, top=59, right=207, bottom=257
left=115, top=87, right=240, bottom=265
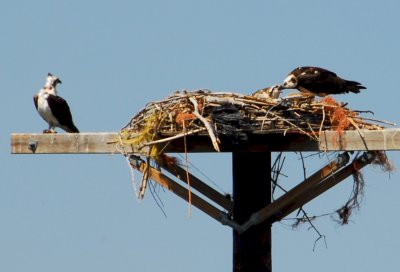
left=62, top=124, right=80, bottom=133
left=345, top=80, right=366, bottom=94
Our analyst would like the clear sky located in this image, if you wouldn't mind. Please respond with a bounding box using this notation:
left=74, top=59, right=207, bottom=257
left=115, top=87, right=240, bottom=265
left=1, top=1, right=400, bottom=271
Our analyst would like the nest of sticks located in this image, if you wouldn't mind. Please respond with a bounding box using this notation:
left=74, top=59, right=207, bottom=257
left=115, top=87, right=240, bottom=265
left=119, top=90, right=390, bottom=154
left=119, top=90, right=395, bottom=231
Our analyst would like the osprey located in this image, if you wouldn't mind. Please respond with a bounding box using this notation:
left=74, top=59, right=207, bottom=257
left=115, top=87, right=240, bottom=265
left=33, top=73, right=79, bottom=133
left=252, top=85, right=282, bottom=100
left=282, top=66, right=366, bottom=96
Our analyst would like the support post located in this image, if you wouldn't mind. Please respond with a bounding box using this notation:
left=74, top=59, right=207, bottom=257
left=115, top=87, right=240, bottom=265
left=232, top=152, right=271, bottom=272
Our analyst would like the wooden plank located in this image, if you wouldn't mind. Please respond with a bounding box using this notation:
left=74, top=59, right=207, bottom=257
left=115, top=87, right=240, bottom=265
left=10, top=132, right=317, bottom=153
left=319, top=129, right=400, bottom=151
left=10, top=132, right=147, bottom=154
left=10, top=129, right=400, bottom=154
left=11, top=133, right=119, bottom=154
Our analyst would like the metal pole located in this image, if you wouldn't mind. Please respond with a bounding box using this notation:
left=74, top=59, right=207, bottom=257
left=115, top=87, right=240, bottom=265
left=232, top=152, right=271, bottom=272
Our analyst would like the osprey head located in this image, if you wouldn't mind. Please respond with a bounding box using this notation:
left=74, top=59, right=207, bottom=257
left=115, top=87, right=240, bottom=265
left=46, top=73, right=62, bottom=87
left=252, top=84, right=282, bottom=99
left=267, top=85, right=283, bottom=99
left=282, top=74, right=298, bottom=89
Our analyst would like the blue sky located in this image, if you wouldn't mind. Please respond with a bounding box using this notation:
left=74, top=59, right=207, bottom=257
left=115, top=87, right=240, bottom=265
left=1, top=1, right=400, bottom=271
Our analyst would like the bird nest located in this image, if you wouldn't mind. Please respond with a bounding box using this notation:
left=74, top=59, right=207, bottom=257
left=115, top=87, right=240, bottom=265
left=119, top=89, right=389, bottom=154
left=118, top=89, right=394, bottom=231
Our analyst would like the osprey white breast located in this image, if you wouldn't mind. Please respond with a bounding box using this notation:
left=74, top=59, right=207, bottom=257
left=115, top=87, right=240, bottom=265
left=36, top=91, right=60, bottom=127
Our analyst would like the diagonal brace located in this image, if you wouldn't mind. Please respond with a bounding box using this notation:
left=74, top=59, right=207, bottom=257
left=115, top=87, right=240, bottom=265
left=273, top=151, right=377, bottom=221
left=128, top=156, right=237, bottom=228
left=236, top=152, right=378, bottom=233
left=237, top=152, right=350, bottom=233
left=157, top=158, right=233, bottom=212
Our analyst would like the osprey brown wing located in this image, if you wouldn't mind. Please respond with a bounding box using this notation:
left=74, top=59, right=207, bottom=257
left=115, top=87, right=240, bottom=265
left=283, top=66, right=366, bottom=95
left=33, top=95, right=39, bottom=110
left=47, top=94, right=79, bottom=133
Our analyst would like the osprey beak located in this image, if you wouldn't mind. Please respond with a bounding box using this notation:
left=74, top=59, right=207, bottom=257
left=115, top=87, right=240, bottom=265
left=56, top=78, right=62, bottom=84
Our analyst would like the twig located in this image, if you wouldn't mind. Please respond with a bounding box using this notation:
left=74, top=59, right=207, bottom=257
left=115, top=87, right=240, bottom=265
left=271, top=152, right=285, bottom=198
left=125, top=155, right=140, bottom=202
left=348, top=117, right=365, bottom=137
left=348, top=117, right=369, bottom=150
left=319, top=105, right=326, bottom=136
left=148, top=179, right=168, bottom=218
left=260, top=104, right=280, bottom=131
left=299, top=152, right=307, bottom=180
left=138, top=157, right=150, bottom=199
left=183, top=123, right=192, bottom=218
left=307, top=122, right=319, bottom=139
left=294, top=152, right=308, bottom=217
left=188, top=96, right=220, bottom=152
left=351, top=116, right=396, bottom=126
left=291, top=210, right=327, bottom=251
left=139, top=127, right=206, bottom=147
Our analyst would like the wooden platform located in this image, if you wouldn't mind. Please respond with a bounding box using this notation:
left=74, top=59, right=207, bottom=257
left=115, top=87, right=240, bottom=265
left=10, top=129, right=400, bottom=154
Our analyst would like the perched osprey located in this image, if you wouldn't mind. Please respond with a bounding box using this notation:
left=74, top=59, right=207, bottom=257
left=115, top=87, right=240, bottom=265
left=252, top=85, right=282, bottom=100
left=282, top=66, right=366, bottom=96
left=33, top=73, right=79, bottom=133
